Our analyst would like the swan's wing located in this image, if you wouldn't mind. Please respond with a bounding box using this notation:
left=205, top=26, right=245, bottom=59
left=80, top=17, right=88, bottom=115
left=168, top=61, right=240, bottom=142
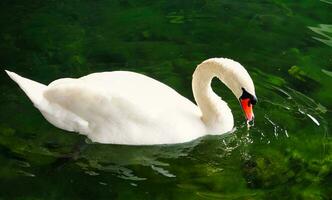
left=42, top=78, right=148, bottom=136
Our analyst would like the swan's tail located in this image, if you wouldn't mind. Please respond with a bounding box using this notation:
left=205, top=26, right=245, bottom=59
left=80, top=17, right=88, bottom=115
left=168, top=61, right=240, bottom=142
left=5, top=70, right=46, bottom=106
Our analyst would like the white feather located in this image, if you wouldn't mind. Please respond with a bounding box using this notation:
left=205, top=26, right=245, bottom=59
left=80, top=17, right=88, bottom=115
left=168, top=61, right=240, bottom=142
left=5, top=58, right=255, bottom=145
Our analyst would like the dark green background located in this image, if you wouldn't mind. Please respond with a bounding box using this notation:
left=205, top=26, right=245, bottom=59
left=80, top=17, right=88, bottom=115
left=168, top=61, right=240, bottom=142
left=0, top=0, right=331, bottom=199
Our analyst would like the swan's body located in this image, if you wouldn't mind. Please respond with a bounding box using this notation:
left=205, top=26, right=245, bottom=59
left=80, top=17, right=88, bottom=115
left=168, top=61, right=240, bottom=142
left=5, top=58, right=256, bottom=145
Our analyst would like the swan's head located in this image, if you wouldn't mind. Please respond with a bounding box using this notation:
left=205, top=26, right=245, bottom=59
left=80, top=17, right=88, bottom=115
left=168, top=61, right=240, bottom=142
left=217, top=58, right=257, bottom=124
left=198, top=58, right=257, bottom=124
left=239, top=88, right=257, bottom=125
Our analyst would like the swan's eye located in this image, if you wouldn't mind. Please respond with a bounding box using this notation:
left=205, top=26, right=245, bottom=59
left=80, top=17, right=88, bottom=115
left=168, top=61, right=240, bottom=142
left=250, top=97, right=257, bottom=105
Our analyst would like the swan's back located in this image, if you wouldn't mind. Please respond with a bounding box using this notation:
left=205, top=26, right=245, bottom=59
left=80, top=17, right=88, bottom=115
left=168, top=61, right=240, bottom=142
left=80, top=71, right=186, bottom=108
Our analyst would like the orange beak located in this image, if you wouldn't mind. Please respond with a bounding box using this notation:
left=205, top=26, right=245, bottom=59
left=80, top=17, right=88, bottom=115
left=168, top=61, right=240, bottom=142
left=240, top=98, right=254, bottom=122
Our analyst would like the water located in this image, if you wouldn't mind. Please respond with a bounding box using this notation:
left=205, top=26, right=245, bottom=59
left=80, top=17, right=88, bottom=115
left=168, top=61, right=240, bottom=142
left=0, top=0, right=331, bottom=199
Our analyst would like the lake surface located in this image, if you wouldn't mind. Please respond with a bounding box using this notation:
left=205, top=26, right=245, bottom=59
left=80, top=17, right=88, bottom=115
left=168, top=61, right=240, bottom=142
left=0, top=0, right=331, bottom=199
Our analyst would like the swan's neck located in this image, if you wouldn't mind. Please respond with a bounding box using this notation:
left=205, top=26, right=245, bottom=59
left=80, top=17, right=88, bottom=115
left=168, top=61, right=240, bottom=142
left=192, top=60, right=234, bottom=132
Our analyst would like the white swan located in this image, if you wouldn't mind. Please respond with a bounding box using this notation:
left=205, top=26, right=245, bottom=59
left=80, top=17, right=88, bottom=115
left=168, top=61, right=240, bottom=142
left=5, top=58, right=257, bottom=145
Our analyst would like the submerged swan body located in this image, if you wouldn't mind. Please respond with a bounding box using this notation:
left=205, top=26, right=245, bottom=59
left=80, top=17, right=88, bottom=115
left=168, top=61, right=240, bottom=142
left=6, top=58, right=257, bottom=145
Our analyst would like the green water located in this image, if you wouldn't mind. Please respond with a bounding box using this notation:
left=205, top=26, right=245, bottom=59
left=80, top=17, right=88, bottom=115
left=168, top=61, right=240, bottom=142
left=0, top=0, right=331, bottom=199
